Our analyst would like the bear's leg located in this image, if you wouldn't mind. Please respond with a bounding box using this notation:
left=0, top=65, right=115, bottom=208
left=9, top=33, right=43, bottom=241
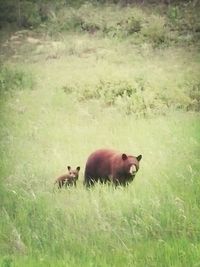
left=58, top=180, right=63, bottom=188
left=84, top=176, right=95, bottom=187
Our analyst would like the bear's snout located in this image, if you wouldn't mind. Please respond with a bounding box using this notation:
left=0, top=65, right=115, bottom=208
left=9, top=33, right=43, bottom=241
left=129, top=165, right=137, bottom=175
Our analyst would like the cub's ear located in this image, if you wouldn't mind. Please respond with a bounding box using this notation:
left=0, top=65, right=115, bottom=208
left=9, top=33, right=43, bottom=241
left=136, top=155, right=142, bottom=161
left=122, top=153, right=128, bottom=160
left=76, top=166, right=80, bottom=171
left=67, top=166, right=71, bottom=171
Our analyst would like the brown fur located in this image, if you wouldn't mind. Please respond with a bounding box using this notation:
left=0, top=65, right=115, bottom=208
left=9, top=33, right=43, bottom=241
left=84, top=149, right=142, bottom=187
left=55, top=166, right=80, bottom=188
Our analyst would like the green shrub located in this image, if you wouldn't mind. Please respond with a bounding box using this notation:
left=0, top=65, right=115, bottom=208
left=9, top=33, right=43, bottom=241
left=1, top=256, right=13, bottom=267
left=62, top=80, right=155, bottom=116
left=96, top=80, right=136, bottom=105
left=167, top=6, right=180, bottom=23
left=0, top=1, right=41, bottom=27
left=142, top=15, right=169, bottom=47
left=77, top=80, right=136, bottom=103
left=0, top=0, right=65, bottom=27
left=187, top=83, right=200, bottom=111
left=125, top=17, right=142, bottom=34
left=0, top=65, right=35, bottom=94
left=62, top=77, right=200, bottom=116
left=166, top=3, right=200, bottom=44
left=19, top=1, right=41, bottom=27
left=105, top=16, right=142, bottom=38
left=0, top=1, right=17, bottom=24
left=44, top=3, right=103, bottom=35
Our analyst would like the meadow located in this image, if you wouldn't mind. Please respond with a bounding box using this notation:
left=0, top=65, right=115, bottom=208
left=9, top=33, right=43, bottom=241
left=0, top=2, right=200, bottom=266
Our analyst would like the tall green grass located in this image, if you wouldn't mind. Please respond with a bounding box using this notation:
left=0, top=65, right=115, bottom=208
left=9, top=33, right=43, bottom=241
left=1, top=83, right=200, bottom=266
left=1, top=3, right=200, bottom=267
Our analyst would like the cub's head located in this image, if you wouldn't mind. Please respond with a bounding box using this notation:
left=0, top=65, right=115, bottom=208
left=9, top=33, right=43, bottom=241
left=121, top=153, right=142, bottom=179
left=67, top=166, right=81, bottom=181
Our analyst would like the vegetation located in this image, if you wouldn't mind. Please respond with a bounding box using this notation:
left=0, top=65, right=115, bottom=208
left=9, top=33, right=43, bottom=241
left=0, top=1, right=200, bottom=266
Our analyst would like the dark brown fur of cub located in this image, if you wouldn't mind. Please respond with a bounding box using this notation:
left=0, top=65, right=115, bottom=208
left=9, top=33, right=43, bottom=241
left=55, top=166, right=80, bottom=188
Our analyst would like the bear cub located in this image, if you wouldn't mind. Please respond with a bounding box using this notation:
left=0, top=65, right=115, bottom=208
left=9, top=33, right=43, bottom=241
left=55, top=166, right=80, bottom=188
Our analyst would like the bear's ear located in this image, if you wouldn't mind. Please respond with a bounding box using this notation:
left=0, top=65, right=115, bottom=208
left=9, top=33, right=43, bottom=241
left=76, top=166, right=80, bottom=171
left=136, top=155, right=142, bottom=161
left=67, top=166, right=71, bottom=171
left=122, top=153, right=128, bottom=160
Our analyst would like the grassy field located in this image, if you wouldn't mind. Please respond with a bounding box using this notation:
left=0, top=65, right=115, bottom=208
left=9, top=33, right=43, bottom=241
left=0, top=3, right=200, bottom=267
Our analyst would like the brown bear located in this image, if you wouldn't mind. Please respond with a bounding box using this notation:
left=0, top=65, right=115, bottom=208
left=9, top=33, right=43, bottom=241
left=55, top=166, right=80, bottom=188
left=84, top=149, right=142, bottom=187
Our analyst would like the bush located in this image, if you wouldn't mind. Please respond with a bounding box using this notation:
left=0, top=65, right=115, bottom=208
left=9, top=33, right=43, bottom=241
left=0, top=1, right=17, bottom=24
left=62, top=80, right=156, bottom=116
left=0, top=0, right=65, bottom=28
left=77, top=80, right=136, bottom=104
left=105, top=16, right=142, bottom=38
left=0, top=0, right=41, bottom=28
left=167, top=5, right=181, bottom=24
left=141, top=15, right=169, bottom=47
left=0, top=65, right=35, bottom=94
left=62, top=77, right=200, bottom=116
left=125, top=17, right=142, bottom=34
left=187, top=83, right=200, bottom=111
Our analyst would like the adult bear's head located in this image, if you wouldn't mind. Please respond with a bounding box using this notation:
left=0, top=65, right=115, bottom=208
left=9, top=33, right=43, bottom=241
left=121, top=153, right=142, bottom=178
